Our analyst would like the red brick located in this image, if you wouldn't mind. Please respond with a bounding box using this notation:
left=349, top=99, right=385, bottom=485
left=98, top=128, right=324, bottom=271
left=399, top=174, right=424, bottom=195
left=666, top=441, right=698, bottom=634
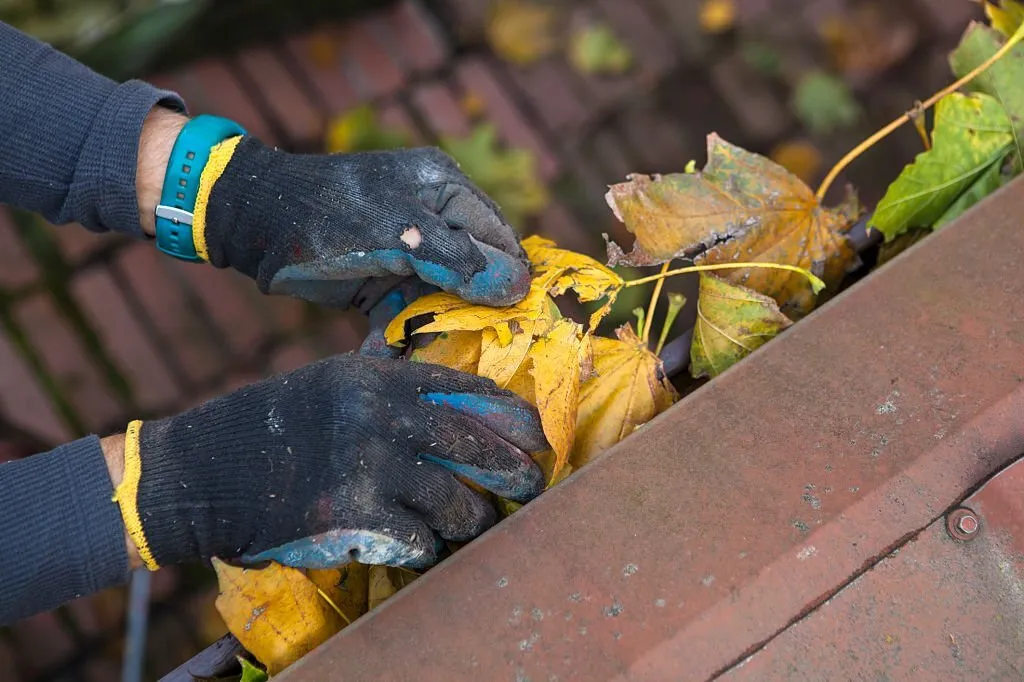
left=455, top=57, right=560, bottom=180
left=645, top=0, right=714, bottom=62
left=378, top=99, right=423, bottom=144
left=590, top=128, right=640, bottom=183
left=10, top=610, right=76, bottom=675
left=534, top=202, right=599, bottom=256
left=382, top=0, right=449, bottom=74
left=169, top=263, right=270, bottom=362
left=0, top=332, right=69, bottom=444
left=340, top=19, right=406, bottom=99
left=175, top=59, right=278, bottom=145
left=269, top=342, right=320, bottom=374
left=115, top=244, right=223, bottom=387
left=443, top=0, right=490, bottom=42
left=46, top=221, right=115, bottom=266
left=411, top=81, right=472, bottom=138
left=14, top=294, right=123, bottom=432
left=504, top=59, right=591, bottom=134
left=72, top=268, right=182, bottom=412
left=616, top=103, right=691, bottom=173
left=235, top=47, right=324, bottom=144
left=321, top=313, right=367, bottom=354
left=594, top=0, right=675, bottom=81
left=710, top=51, right=791, bottom=142
left=913, top=0, right=982, bottom=37
left=285, top=29, right=360, bottom=116
left=0, top=209, right=38, bottom=289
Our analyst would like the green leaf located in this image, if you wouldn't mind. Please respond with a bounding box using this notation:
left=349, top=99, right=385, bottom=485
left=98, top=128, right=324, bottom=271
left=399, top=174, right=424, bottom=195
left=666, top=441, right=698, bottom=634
left=238, top=657, right=269, bottom=682
left=869, top=92, right=1014, bottom=241
left=568, top=23, right=633, bottom=75
left=949, top=22, right=1024, bottom=163
left=934, top=156, right=1010, bottom=228
left=440, top=124, right=550, bottom=228
left=790, top=70, right=862, bottom=136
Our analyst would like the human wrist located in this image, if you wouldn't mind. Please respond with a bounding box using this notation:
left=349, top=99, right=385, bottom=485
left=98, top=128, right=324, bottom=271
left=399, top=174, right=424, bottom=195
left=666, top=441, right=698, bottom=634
left=100, top=432, right=145, bottom=571
left=136, top=107, right=189, bottom=237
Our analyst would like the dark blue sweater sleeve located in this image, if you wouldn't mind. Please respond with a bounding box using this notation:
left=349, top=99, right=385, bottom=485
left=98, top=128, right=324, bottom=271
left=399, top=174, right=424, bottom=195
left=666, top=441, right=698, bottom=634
left=0, top=437, right=129, bottom=625
left=0, top=20, right=186, bottom=236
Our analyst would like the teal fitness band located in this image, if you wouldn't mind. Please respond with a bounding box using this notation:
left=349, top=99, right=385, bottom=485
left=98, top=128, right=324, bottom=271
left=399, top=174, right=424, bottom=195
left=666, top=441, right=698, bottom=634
left=154, top=114, right=247, bottom=262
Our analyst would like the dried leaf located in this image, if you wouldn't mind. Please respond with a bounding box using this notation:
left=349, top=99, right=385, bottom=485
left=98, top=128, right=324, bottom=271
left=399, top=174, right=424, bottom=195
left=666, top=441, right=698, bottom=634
left=568, top=22, right=633, bottom=75
left=699, top=0, right=736, bottom=34
left=410, top=330, right=482, bottom=374
left=325, top=105, right=408, bottom=154
left=572, top=325, right=677, bottom=468
left=441, top=124, right=550, bottom=227
left=213, top=559, right=343, bottom=674
left=307, top=564, right=369, bottom=626
left=605, top=133, right=857, bottom=318
left=690, top=274, right=792, bottom=378
left=367, top=565, right=398, bottom=612
left=770, top=140, right=823, bottom=185
left=486, top=0, right=560, bottom=66
left=869, top=92, right=1014, bottom=241
left=528, top=318, right=589, bottom=476
left=479, top=323, right=536, bottom=388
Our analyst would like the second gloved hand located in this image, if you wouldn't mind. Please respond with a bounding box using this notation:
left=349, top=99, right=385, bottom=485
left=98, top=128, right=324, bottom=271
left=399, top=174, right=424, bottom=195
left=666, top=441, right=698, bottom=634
left=195, top=137, right=531, bottom=309
left=116, top=355, right=547, bottom=571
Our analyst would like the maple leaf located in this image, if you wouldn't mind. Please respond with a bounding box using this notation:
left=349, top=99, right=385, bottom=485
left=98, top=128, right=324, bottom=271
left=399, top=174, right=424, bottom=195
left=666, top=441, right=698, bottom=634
left=410, top=330, right=482, bottom=374
left=568, top=23, right=633, bottom=75
left=690, top=274, right=792, bottom=378
left=440, top=124, right=550, bottom=227
left=870, top=93, right=1015, bottom=241
left=307, top=565, right=367, bottom=626
left=213, top=559, right=345, bottom=674
left=604, top=133, right=858, bottom=318
left=572, top=325, right=677, bottom=468
left=485, top=0, right=560, bottom=66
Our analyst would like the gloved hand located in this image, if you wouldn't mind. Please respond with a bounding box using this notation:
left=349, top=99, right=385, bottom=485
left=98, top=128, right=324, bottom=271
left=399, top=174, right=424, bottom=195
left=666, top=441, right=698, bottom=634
left=112, top=355, right=547, bottom=571
left=194, top=136, right=531, bottom=310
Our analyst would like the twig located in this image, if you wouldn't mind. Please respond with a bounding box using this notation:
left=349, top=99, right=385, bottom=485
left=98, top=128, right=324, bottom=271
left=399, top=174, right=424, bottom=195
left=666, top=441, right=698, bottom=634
left=625, top=262, right=825, bottom=292
left=641, top=262, right=671, bottom=343
left=816, top=23, right=1024, bottom=201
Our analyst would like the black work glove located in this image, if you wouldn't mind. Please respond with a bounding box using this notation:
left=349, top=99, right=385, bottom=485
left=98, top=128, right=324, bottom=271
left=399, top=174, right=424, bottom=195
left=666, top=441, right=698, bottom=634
left=201, top=137, right=531, bottom=310
left=117, top=355, right=547, bottom=570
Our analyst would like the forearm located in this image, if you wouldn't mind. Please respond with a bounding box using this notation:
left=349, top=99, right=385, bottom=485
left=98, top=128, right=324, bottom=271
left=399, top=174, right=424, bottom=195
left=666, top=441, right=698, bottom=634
left=0, top=21, right=186, bottom=236
left=0, top=436, right=130, bottom=625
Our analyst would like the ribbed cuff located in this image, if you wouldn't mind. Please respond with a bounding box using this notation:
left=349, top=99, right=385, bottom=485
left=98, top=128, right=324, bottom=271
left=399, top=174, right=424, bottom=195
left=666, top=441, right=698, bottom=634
left=72, top=80, right=186, bottom=237
left=0, top=436, right=129, bottom=625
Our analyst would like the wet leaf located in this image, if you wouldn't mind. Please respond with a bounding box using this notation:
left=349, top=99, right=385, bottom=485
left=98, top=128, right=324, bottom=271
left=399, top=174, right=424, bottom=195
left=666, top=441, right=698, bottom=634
left=699, top=0, right=736, bottom=34
left=485, top=0, right=560, bottom=66
left=410, top=330, right=482, bottom=374
left=605, top=133, right=857, bottom=318
left=367, top=565, right=398, bottom=612
left=213, top=559, right=344, bottom=674
left=568, top=22, right=633, bottom=75
left=986, top=0, right=1024, bottom=38
left=572, top=325, right=677, bottom=468
left=691, top=274, right=792, bottom=378
left=791, top=70, right=862, bottom=136
left=529, top=318, right=590, bottom=476
left=441, top=124, right=550, bottom=227
left=950, top=22, right=1024, bottom=160
left=869, top=92, right=1014, bottom=241
left=325, top=105, right=408, bottom=154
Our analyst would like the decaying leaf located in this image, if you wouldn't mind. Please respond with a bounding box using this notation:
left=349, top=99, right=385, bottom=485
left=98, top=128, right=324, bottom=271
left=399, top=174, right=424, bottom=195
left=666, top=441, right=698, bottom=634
left=486, top=0, right=560, bottom=66
left=307, top=564, right=368, bottom=626
left=480, top=320, right=541, bottom=388
left=950, top=22, right=1024, bottom=161
left=568, top=22, right=633, bottom=75
left=572, top=325, right=677, bottom=468
left=213, top=559, right=344, bottom=675
left=410, top=330, right=482, bottom=374
left=523, top=235, right=624, bottom=328
left=529, top=318, right=590, bottom=476
left=367, top=565, right=398, bottom=612
left=605, top=133, right=858, bottom=318
left=869, top=92, right=1014, bottom=241
left=691, top=274, right=792, bottom=378
left=440, top=124, right=550, bottom=227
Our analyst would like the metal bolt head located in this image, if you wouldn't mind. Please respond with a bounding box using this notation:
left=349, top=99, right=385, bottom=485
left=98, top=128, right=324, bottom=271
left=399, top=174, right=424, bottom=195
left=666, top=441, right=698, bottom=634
left=947, top=507, right=981, bottom=541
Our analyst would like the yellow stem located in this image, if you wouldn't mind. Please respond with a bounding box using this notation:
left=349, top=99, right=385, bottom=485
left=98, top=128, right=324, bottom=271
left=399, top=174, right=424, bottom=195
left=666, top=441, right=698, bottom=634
left=641, top=262, right=670, bottom=343
left=624, top=261, right=825, bottom=293
left=316, top=587, right=351, bottom=625
left=815, top=23, right=1024, bottom=201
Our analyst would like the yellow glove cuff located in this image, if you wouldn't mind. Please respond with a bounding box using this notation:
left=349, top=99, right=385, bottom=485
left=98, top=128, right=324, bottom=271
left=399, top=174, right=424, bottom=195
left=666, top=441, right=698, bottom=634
left=111, top=420, right=160, bottom=571
left=192, top=135, right=243, bottom=262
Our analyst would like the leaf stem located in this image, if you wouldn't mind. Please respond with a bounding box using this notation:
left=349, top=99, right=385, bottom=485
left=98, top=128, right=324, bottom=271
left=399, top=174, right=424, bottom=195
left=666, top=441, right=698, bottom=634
left=655, top=293, right=686, bottom=356
left=641, top=262, right=670, bottom=343
left=815, top=22, right=1024, bottom=201
left=624, top=262, right=825, bottom=293
left=316, top=587, right=351, bottom=625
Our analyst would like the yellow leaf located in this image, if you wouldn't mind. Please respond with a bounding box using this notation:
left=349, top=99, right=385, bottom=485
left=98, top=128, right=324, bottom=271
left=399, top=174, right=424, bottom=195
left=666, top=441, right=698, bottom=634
left=368, top=565, right=398, bottom=612
left=486, top=0, right=560, bottom=65
left=494, top=321, right=514, bottom=346
left=479, top=323, right=536, bottom=388
left=699, top=0, right=736, bottom=34
left=307, top=564, right=369, bottom=626
left=522, top=235, right=624, bottom=328
left=769, top=140, right=823, bottom=185
left=528, top=318, right=589, bottom=476
left=213, top=559, right=344, bottom=675
left=987, top=0, right=1024, bottom=37
left=690, top=274, right=792, bottom=378
left=410, top=330, right=482, bottom=374
left=605, top=133, right=858, bottom=318
left=572, top=325, right=678, bottom=468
